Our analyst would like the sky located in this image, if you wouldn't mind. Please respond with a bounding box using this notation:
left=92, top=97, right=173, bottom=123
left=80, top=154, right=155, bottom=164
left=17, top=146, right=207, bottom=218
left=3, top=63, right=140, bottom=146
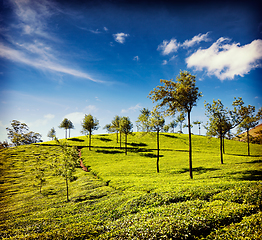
left=0, top=0, right=262, bottom=142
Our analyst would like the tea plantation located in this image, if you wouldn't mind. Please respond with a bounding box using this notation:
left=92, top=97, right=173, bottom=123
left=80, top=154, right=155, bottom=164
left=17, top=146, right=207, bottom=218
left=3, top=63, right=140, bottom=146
left=0, top=132, right=262, bottom=239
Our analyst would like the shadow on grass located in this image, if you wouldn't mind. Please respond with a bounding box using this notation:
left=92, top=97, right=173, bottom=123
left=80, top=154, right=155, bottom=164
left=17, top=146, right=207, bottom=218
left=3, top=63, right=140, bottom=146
left=128, top=142, right=147, bottom=147
left=236, top=170, right=262, bottom=181
left=96, top=149, right=123, bottom=154
left=98, top=137, right=112, bottom=142
left=163, top=135, right=178, bottom=139
left=175, top=167, right=220, bottom=174
left=140, top=153, right=164, bottom=158
left=68, top=138, right=85, bottom=142
left=227, top=153, right=262, bottom=158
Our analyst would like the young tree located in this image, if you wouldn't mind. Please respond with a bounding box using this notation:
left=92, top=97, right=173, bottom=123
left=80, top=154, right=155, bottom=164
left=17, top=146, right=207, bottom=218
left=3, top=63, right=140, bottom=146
left=111, top=115, right=121, bottom=143
left=81, top=114, right=99, bottom=150
left=136, top=108, right=151, bottom=133
left=103, top=124, right=112, bottom=133
left=149, top=71, right=202, bottom=179
left=237, top=105, right=262, bottom=156
left=53, top=139, right=79, bottom=202
left=6, top=120, right=42, bottom=146
left=68, top=120, right=74, bottom=138
left=169, top=119, right=178, bottom=133
left=193, top=120, right=203, bottom=135
left=59, top=118, right=70, bottom=139
left=205, top=98, right=243, bottom=164
left=149, top=109, right=165, bottom=173
left=47, top=127, right=56, bottom=140
left=31, top=155, right=46, bottom=194
left=176, top=113, right=185, bottom=133
left=163, top=125, right=170, bottom=133
left=120, top=116, right=133, bottom=155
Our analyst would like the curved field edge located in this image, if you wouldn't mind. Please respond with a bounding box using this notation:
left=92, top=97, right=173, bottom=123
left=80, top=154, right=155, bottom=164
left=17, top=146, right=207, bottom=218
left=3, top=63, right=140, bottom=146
left=0, top=133, right=261, bottom=239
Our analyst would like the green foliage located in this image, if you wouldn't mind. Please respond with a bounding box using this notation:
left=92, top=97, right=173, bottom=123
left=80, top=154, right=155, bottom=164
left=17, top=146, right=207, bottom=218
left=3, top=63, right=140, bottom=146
left=0, top=133, right=262, bottom=239
left=81, top=114, right=99, bottom=150
left=47, top=127, right=56, bottom=140
left=6, top=120, right=42, bottom=146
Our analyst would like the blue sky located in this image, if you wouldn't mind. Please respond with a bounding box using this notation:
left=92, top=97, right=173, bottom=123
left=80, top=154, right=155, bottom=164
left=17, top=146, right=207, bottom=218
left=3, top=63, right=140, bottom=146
left=0, top=0, right=262, bottom=142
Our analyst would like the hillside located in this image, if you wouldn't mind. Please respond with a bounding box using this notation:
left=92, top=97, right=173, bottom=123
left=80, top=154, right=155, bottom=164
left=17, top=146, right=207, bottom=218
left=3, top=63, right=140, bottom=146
left=236, top=123, right=262, bottom=142
left=0, top=133, right=262, bottom=239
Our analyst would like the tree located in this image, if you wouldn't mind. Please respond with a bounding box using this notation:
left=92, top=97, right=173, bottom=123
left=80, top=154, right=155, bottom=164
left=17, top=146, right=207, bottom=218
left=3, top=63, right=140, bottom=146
left=81, top=114, right=99, bottom=150
left=176, top=113, right=185, bottom=133
left=31, top=155, right=46, bottom=194
left=205, top=98, right=243, bottom=164
left=0, top=141, right=9, bottom=149
left=193, top=120, right=203, bottom=135
left=47, top=127, right=56, bottom=140
left=163, top=125, right=170, bottom=133
left=53, top=139, right=79, bottom=202
left=59, top=118, right=70, bottom=139
left=120, top=116, right=133, bottom=155
left=149, top=109, right=165, bottom=173
left=136, top=108, right=151, bottom=133
left=110, top=115, right=121, bottom=143
left=149, top=70, right=202, bottom=179
left=68, top=120, right=74, bottom=138
left=169, top=119, right=178, bottom=133
left=6, top=120, right=42, bottom=146
left=103, top=124, right=112, bottom=133
left=237, top=105, right=262, bottom=155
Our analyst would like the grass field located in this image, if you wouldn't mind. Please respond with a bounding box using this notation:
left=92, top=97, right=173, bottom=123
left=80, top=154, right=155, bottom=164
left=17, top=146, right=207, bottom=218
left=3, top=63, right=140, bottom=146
left=0, top=132, right=262, bottom=239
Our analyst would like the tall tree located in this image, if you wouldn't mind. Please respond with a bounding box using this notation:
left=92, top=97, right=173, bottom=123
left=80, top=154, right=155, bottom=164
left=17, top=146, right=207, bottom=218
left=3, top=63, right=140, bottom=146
left=176, top=113, right=185, bottom=133
left=59, top=118, right=70, bottom=139
left=193, top=120, right=203, bottom=135
left=149, top=109, right=165, bottom=173
left=237, top=105, right=262, bottom=156
left=149, top=70, right=202, bottom=179
left=111, top=115, right=121, bottom=143
left=68, top=120, right=74, bottom=138
left=47, top=127, right=56, bottom=140
left=53, top=139, right=79, bottom=202
left=6, top=120, right=42, bottom=146
left=136, top=108, right=151, bottom=133
left=120, top=116, right=133, bottom=155
left=205, top=98, right=243, bottom=164
left=169, top=119, right=178, bottom=133
left=81, top=114, right=99, bottom=150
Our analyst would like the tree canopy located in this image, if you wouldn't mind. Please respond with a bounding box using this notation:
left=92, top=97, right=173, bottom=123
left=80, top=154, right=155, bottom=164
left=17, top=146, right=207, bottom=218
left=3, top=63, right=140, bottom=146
left=6, top=120, right=42, bottom=146
left=149, top=70, right=202, bottom=179
left=81, top=114, right=99, bottom=150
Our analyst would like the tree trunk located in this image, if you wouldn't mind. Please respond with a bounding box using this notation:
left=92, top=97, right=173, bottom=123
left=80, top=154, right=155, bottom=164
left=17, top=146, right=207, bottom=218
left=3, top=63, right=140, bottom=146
left=247, top=128, right=250, bottom=156
left=120, top=132, right=122, bottom=149
left=198, top=124, right=201, bottom=135
left=188, top=112, right=193, bottom=179
left=157, top=129, right=160, bottom=173
left=69, top=128, right=70, bottom=138
left=220, top=130, right=223, bottom=164
left=65, top=129, right=67, bottom=139
left=125, top=133, right=127, bottom=155
left=89, top=132, right=91, bottom=151
left=66, top=175, right=69, bottom=202
left=222, top=136, right=225, bottom=154
left=116, top=131, right=118, bottom=143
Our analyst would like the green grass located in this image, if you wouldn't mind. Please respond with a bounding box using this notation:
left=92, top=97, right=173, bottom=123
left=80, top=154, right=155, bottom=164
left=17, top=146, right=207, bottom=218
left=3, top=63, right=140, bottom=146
left=0, top=133, right=262, bottom=239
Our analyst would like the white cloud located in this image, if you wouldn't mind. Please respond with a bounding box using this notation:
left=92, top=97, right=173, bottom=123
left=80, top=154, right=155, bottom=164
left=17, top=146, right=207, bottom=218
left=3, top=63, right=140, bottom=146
left=64, top=112, right=85, bottom=124
left=186, top=38, right=262, bottom=80
left=133, top=56, right=139, bottom=61
left=113, top=33, right=129, bottom=44
left=84, top=105, right=98, bottom=113
left=182, top=32, right=211, bottom=48
left=157, top=39, right=180, bottom=55
left=158, top=32, right=210, bottom=55
left=104, top=27, right=108, bottom=31
left=121, top=104, right=142, bottom=113
left=44, top=114, right=55, bottom=120
left=0, top=43, right=104, bottom=83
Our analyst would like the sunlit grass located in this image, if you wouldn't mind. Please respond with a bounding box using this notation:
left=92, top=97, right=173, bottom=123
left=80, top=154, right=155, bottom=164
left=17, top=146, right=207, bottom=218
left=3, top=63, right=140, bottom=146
left=0, top=133, right=261, bottom=239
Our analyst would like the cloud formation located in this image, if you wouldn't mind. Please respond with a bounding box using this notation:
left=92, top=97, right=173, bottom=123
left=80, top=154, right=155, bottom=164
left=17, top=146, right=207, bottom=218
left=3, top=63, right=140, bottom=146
left=121, top=104, right=142, bottom=113
left=158, top=32, right=210, bottom=55
left=186, top=38, right=262, bottom=80
left=113, top=33, right=129, bottom=44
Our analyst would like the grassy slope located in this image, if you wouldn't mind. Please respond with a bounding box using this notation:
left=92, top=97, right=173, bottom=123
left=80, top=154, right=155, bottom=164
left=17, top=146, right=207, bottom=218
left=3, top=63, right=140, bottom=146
left=0, top=133, right=262, bottom=239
